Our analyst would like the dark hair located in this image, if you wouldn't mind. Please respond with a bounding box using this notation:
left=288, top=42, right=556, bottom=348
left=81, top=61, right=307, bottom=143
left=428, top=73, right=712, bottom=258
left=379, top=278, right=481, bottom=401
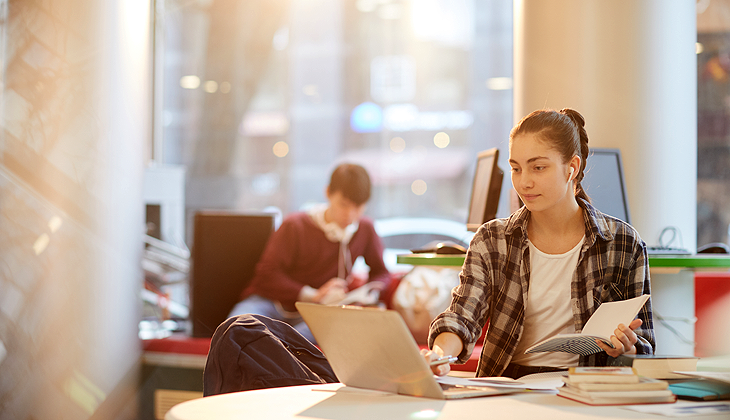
left=328, top=163, right=371, bottom=205
left=509, top=108, right=591, bottom=203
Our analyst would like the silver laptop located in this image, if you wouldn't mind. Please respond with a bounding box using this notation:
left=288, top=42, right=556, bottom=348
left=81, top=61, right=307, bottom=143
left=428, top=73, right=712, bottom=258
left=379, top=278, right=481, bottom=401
left=295, top=302, right=521, bottom=399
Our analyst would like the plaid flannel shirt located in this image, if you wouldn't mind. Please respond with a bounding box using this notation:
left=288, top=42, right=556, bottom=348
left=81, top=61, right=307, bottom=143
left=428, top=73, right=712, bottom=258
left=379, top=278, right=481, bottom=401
left=428, top=199, right=655, bottom=377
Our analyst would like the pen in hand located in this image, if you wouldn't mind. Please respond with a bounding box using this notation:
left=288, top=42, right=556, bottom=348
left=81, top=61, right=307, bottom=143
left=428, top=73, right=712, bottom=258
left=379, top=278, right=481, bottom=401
left=429, top=355, right=458, bottom=367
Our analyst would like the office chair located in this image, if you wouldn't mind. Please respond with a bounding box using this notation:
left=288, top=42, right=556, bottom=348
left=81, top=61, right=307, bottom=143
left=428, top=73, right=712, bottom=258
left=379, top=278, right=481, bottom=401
left=190, top=211, right=275, bottom=338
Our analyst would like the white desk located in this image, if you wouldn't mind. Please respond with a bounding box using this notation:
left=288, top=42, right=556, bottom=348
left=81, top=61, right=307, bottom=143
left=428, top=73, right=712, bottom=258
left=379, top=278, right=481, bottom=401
left=165, top=383, right=730, bottom=420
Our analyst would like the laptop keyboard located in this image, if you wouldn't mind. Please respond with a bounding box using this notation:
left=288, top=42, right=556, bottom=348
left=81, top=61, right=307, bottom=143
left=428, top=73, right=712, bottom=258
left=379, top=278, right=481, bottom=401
left=647, top=246, right=691, bottom=255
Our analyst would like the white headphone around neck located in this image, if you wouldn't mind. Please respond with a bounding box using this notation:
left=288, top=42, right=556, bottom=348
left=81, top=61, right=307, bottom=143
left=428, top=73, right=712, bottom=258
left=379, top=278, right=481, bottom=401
left=321, top=221, right=358, bottom=244
left=308, top=204, right=359, bottom=244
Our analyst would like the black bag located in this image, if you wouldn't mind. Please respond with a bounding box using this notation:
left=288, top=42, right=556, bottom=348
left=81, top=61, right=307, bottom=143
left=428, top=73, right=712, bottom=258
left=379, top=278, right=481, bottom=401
left=203, top=314, right=337, bottom=396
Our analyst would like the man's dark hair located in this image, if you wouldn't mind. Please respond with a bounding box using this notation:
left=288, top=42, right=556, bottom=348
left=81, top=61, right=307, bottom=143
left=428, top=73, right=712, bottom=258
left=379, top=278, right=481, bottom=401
left=328, top=163, right=371, bottom=205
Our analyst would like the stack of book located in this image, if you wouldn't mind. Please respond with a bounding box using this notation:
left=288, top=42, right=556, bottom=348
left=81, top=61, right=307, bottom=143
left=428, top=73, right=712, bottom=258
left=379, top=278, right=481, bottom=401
left=558, top=367, right=677, bottom=406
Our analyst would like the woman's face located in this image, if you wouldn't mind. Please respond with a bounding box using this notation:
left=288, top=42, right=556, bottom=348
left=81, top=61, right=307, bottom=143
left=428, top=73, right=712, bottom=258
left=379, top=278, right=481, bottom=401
left=509, top=133, right=578, bottom=214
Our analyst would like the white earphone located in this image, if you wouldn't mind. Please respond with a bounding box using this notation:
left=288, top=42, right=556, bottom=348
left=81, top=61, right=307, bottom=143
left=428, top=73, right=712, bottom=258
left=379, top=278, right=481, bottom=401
left=569, top=167, right=575, bottom=180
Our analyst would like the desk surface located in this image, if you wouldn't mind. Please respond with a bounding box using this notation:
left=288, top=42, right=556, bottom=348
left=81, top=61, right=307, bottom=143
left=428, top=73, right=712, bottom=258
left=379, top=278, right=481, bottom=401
left=166, top=383, right=730, bottom=420
left=397, top=253, right=730, bottom=268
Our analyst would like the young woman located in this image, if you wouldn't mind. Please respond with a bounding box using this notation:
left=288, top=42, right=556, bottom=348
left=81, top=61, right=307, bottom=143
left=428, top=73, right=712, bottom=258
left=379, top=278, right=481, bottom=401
left=424, top=108, right=655, bottom=379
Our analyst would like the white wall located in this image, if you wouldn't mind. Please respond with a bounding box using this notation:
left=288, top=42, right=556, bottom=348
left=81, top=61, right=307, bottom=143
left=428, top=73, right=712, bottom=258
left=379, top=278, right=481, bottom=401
left=514, top=0, right=697, bottom=251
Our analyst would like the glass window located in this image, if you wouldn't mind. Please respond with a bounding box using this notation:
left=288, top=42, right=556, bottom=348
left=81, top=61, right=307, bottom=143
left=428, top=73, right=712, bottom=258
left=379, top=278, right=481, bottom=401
left=154, top=0, right=515, bottom=245
left=697, top=2, right=730, bottom=248
left=156, top=1, right=729, bottom=251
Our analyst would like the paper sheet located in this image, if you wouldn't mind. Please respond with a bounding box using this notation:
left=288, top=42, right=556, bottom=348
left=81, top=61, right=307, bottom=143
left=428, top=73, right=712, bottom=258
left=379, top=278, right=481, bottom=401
left=623, top=401, right=730, bottom=417
left=435, top=373, right=564, bottom=391
left=673, top=371, right=730, bottom=385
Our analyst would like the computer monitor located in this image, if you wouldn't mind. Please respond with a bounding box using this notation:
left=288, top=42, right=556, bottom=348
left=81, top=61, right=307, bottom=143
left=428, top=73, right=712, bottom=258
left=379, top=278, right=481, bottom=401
left=581, top=148, right=631, bottom=224
left=466, top=148, right=504, bottom=232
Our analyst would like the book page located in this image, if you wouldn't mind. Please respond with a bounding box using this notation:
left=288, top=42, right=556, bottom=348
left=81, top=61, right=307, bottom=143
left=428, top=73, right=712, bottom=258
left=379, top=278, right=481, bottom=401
left=336, top=283, right=381, bottom=306
left=526, top=334, right=610, bottom=355
left=581, top=295, right=649, bottom=337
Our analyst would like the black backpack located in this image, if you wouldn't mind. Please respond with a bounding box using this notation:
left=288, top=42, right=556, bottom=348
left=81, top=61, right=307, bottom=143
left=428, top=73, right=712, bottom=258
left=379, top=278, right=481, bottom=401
left=203, top=314, right=338, bottom=396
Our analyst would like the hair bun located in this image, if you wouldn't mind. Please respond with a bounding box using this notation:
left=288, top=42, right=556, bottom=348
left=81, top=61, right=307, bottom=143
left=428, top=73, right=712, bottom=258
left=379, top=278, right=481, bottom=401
left=559, top=108, right=585, bottom=128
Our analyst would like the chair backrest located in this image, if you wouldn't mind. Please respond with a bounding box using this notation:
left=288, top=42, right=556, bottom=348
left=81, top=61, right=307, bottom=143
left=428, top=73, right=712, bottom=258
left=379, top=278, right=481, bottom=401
left=190, top=211, right=275, bottom=337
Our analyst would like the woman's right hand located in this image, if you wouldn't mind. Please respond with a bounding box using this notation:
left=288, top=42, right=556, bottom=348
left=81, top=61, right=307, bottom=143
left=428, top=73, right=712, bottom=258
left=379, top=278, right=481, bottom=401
left=421, top=348, right=451, bottom=376
left=424, top=332, right=464, bottom=376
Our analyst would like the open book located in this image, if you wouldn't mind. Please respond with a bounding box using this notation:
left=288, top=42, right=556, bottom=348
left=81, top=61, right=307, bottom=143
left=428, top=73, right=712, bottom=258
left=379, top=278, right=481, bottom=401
left=336, top=282, right=382, bottom=306
left=436, top=371, right=566, bottom=391
left=525, top=295, right=650, bottom=356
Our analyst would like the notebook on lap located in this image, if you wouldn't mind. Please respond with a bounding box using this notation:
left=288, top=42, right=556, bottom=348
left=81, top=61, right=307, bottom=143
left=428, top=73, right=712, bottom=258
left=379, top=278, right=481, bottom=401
left=295, top=302, right=520, bottom=399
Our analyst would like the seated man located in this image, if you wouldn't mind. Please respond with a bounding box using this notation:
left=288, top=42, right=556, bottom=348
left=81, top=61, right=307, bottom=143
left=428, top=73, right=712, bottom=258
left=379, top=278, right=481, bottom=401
left=229, top=163, right=390, bottom=342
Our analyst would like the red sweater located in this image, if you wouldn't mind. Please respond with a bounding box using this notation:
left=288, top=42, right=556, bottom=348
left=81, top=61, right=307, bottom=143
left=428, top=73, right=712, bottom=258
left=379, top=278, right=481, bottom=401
left=241, top=212, right=390, bottom=309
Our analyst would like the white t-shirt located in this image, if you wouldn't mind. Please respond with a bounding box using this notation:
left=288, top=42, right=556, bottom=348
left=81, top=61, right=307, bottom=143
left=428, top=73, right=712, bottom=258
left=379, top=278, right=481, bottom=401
left=510, top=236, right=585, bottom=367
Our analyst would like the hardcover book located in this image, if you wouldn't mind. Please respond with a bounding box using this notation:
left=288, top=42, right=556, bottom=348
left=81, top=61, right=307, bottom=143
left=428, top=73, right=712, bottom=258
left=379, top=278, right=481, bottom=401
left=668, top=380, right=730, bottom=401
left=567, top=367, right=640, bottom=384
left=609, top=354, right=699, bottom=379
left=562, top=375, right=669, bottom=391
left=525, top=295, right=650, bottom=356
left=558, top=386, right=676, bottom=406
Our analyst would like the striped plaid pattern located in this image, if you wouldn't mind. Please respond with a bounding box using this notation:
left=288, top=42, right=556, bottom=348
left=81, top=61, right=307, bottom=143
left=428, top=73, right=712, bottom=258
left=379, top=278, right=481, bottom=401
left=525, top=335, right=610, bottom=356
left=428, top=199, right=655, bottom=377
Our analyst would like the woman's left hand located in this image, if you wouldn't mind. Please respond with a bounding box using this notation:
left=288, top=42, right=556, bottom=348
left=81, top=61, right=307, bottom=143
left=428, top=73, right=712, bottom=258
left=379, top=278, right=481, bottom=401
left=596, top=318, right=643, bottom=358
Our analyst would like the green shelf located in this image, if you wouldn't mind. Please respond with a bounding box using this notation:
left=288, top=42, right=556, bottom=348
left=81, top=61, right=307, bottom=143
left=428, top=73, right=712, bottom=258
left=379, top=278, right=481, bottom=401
left=396, top=253, right=466, bottom=267
left=397, top=253, right=730, bottom=269
left=647, top=255, right=730, bottom=268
